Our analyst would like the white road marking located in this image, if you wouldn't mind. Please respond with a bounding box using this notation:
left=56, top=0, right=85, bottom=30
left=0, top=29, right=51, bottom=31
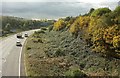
left=19, top=46, right=23, bottom=77
left=0, top=70, right=1, bottom=77
left=19, top=38, right=27, bottom=77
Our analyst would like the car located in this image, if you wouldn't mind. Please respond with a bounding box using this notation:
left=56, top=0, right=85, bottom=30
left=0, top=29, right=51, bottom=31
left=24, top=33, right=28, bottom=37
left=16, top=41, right=22, bottom=46
left=17, top=33, right=22, bottom=38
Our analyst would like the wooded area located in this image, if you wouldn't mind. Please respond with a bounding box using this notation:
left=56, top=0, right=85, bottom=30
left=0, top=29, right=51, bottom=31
left=0, top=16, right=55, bottom=36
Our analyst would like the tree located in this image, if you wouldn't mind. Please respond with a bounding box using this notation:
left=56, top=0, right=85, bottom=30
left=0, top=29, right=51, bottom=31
left=114, top=6, right=120, bottom=15
left=91, top=8, right=111, bottom=17
left=88, top=8, right=95, bottom=15
left=64, top=16, right=71, bottom=21
left=5, top=23, right=11, bottom=31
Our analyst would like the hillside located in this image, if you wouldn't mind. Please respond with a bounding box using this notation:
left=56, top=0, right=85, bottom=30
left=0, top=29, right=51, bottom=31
left=24, top=6, right=120, bottom=77
left=25, top=28, right=120, bottom=77
left=53, top=6, right=120, bottom=58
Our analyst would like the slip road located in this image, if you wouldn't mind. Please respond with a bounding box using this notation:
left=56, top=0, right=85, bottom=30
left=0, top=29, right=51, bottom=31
left=0, top=29, right=40, bottom=77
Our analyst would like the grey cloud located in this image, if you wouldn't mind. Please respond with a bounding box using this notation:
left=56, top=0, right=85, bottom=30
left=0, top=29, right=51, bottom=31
left=1, top=2, right=118, bottom=19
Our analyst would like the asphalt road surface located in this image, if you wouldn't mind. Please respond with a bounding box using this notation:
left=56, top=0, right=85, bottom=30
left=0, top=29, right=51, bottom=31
left=0, top=29, right=40, bottom=77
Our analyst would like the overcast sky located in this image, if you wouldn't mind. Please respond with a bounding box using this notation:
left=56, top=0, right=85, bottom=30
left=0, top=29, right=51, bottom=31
left=1, top=0, right=120, bottom=19
left=2, top=0, right=120, bottom=3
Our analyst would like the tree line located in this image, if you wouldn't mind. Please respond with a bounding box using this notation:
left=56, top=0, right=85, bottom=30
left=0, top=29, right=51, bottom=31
left=1, top=16, right=55, bottom=36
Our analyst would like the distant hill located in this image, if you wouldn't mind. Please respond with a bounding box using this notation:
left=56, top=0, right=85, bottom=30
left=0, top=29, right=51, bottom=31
left=1, top=16, right=55, bottom=36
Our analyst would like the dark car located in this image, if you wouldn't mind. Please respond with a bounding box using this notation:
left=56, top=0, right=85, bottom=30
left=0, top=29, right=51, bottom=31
left=24, top=33, right=28, bottom=37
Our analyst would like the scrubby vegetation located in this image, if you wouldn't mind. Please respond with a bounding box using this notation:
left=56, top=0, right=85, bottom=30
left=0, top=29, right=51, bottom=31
left=53, top=6, right=120, bottom=58
left=25, top=27, right=120, bottom=77
left=25, top=6, right=120, bottom=77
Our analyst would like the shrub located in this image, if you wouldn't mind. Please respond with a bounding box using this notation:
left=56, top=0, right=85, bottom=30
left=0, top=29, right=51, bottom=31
left=27, top=47, right=31, bottom=50
left=65, top=67, right=86, bottom=77
left=38, top=30, right=45, bottom=33
left=48, top=25, right=53, bottom=32
left=41, top=27, right=47, bottom=31
left=33, top=38, right=43, bottom=43
left=114, top=6, right=120, bottom=16
left=37, top=38, right=43, bottom=43
left=54, top=48, right=65, bottom=57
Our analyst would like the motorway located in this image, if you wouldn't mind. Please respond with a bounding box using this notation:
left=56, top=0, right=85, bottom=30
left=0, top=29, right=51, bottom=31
left=0, top=29, right=40, bottom=77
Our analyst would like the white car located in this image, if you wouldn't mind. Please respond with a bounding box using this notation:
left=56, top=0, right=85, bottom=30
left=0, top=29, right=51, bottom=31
left=16, top=41, right=22, bottom=46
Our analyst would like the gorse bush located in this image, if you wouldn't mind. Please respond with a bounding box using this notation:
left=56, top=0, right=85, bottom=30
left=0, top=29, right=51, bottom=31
left=113, top=35, right=120, bottom=49
left=53, top=17, right=75, bottom=31
left=69, top=16, right=90, bottom=36
left=69, top=22, right=79, bottom=35
left=53, top=19, right=65, bottom=31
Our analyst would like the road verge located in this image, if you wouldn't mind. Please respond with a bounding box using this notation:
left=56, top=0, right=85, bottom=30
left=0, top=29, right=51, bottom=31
left=20, top=37, right=29, bottom=76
